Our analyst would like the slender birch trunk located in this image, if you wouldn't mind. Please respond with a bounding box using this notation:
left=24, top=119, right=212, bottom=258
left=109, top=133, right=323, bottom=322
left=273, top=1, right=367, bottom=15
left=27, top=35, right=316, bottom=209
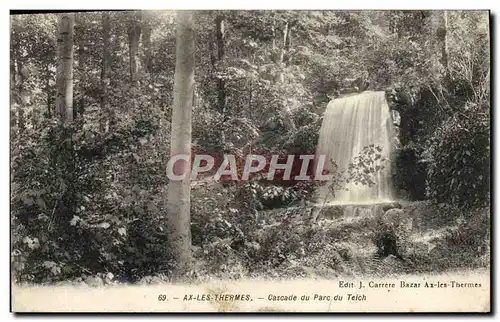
left=55, top=13, right=75, bottom=123
left=166, top=10, right=195, bottom=277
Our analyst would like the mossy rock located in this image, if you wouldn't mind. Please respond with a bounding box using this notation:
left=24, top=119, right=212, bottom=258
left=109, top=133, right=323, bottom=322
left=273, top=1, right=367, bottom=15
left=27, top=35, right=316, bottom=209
left=381, top=202, right=402, bottom=212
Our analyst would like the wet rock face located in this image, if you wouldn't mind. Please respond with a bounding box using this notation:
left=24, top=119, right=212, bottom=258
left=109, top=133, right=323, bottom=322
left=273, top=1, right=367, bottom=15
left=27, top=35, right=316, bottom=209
left=391, top=110, right=401, bottom=126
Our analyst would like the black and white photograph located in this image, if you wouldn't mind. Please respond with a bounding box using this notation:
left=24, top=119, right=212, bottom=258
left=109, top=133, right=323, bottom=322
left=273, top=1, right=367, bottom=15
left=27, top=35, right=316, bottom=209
left=9, top=8, right=491, bottom=312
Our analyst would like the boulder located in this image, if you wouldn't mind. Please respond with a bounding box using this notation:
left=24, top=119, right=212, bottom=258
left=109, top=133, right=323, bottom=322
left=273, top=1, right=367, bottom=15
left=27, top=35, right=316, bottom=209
left=391, top=110, right=401, bottom=126
left=373, top=207, right=413, bottom=258
left=381, top=202, right=402, bottom=212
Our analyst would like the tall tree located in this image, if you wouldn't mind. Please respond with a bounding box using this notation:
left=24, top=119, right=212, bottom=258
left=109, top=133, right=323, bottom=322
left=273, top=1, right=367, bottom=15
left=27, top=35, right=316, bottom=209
left=44, top=61, right=52, bottom=118
left=100, top=12, right=112, bottom=132
left=214, top=14, right=227, bottom=115
left=436, top=10, right=450, bottom=81
left=141, top=10, right=153, bottom=74
left=55, top=13, right=75, bottom=122
left=10, top=16, right=19, bottom=134
left=209, top=13, right=228, bottom=145
left=127, top=12, right=142, bottom=84
left=75, top=14, right=86, bottom=120
left=11, top=16, right=26, bottom=133
left=166, top=10, right=195, bottom=277
left=388, top=11, right=396, bottom=34
left=273, top=15, right=296, bottom=131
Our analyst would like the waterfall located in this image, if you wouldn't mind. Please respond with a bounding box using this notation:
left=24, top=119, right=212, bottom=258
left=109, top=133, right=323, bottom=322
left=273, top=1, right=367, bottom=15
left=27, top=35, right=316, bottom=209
left=316, top=91, right=395, bottom=205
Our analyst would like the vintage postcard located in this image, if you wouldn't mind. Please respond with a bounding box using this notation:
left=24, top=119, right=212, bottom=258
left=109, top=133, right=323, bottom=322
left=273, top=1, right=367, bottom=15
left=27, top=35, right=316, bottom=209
left=10, top=9, right=491, bottom=313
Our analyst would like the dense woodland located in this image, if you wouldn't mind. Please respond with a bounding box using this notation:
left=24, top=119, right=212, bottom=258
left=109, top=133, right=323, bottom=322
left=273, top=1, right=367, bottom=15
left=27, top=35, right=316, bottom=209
left=10, top=10, right=490, bottom=284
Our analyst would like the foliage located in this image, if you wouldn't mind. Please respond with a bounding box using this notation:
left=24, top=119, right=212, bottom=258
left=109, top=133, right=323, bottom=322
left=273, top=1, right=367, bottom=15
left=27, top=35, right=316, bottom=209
left=10, top=10, right=490, bottom=283
left=426, top=102, right=490, bottom=208
left=392, top=145, right=427, bottom=200
left=319, top=145, right=389, bottom=205
left=386, top=11, right=490, bottom=209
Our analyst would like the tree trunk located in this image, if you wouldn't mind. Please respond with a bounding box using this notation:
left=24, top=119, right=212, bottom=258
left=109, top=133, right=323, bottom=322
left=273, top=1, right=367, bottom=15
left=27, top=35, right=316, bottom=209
left=209, top=36, right=216, bottom=68
left=127, top=12, right=141, bottom=84
left=100, top=12, right=112, bottom=132
left=55, top=13, right=75, bottom=123
left=17, top=58, right=29, bottom=132
left=166, top=10, right=195, bottom=277
left=277, top=21, right=288, bottom=70
left=45, top=63, right=51, bottom=118
left=11, top=18, right=25, bottom=133
left=285, top=23, right=292, bottom=65
left=274, top=19, right=296, bottom=131
left=76, top=14, right=85, bottom=120
left=274, top=21, right=288, bottom=83
left=215, top=15, right=227, bottom=116
left=141, top=11, right=153, bottom=74
left=10, top=29, right=18, bottom=134
left=437, top=10, right=450, bottom=81
left=388, top=11, right=398, bottom=35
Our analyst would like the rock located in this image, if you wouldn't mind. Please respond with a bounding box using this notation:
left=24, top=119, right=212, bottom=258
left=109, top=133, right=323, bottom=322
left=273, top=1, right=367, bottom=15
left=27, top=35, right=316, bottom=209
left=84, top=276, right=104, bottom=287
left=391, top=110, right=401, bottom=126
left=381, top=208, right=412, bottom=231
left=381, top=202, right=402, bottom=212
left=333, top=242, right=354, bottom=261
left=373, top=208, right=413, bottom=257
left=382, top=254, right=400, bottom=265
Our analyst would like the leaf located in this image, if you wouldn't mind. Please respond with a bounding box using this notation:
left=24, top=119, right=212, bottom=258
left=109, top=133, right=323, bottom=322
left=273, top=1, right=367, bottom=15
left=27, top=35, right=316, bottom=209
left=43, top=261, right=56, bottom=269
left=21, top=195, right=34, bottom=206
left=98, top=222, right=111, bottom=229
left=36, top=197, right=47, bottom=210
left=69, top=216, right=81, bottom=226
left=146, top=202, right=158, bottom=213
left=23, top=237, right=40, bottom=250
left=117, top=227, right=127, bottom=236
left=138, top=137, right=148, bottom=145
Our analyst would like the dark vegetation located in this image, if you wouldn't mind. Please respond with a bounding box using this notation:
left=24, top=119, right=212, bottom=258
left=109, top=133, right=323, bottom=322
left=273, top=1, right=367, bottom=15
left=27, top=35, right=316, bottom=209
left=10, top=10, right=490, bottom=284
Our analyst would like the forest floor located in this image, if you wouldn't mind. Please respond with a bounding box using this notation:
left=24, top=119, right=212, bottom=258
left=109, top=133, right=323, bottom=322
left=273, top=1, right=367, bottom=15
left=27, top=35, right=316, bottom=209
left=12, top=200, right=490, bottom=312
left=197, top=199, right=490, bottom=280
left=312, top=200, right=490, bottom=277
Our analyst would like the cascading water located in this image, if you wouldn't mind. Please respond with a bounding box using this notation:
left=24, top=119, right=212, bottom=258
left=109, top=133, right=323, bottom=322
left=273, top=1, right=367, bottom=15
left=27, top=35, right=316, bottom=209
left=316, top=91, right=395, bottom=205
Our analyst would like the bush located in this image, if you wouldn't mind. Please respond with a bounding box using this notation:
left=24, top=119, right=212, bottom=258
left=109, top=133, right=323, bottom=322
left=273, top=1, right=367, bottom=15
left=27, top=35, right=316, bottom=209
left=11, top=111, right=170, bottom=283
left=444, top=208, right=490, bottom=262
left=392, top=146, right=427, bottom=200
left=426, top=102, right=490, bottom=208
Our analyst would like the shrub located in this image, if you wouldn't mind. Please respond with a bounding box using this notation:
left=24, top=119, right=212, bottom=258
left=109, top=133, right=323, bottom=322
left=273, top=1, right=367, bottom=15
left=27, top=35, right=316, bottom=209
left=392, top=146, right=427, bottom=200
left=426, top=102, right=490, bottom=208
left=11, top=112, right=169, bottom=283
